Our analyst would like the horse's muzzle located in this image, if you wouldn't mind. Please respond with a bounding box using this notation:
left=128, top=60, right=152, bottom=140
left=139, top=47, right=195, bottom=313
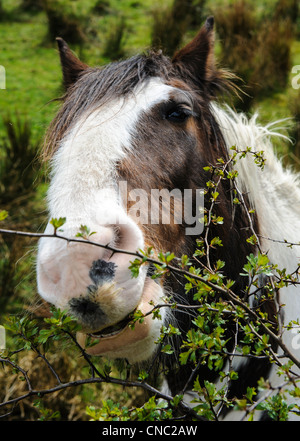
left=36, top=215, right=166, bottom=361
left=37, top=220, right=147, bottom=332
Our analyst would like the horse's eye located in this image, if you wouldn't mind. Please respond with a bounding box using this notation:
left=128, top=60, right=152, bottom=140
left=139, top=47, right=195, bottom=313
left=165, top=107, right=191, bottom=123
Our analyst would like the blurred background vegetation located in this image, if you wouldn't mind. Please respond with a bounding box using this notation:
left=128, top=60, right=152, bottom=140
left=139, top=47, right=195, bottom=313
left=0, top=0, right=299, bottom=420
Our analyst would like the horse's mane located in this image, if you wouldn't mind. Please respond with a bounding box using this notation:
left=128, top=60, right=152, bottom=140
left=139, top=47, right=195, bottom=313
left=42, top=49, right=235, bottom=162
left=212, top=103, right=300, bottom=270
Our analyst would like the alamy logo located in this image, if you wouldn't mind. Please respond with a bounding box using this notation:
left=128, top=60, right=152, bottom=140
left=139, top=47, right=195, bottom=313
left=118, top=181, right=205, bottom=236
left=93, top=182, right=205, bottom=235
left=291, top=327, right=300, bottom=350
left=291, top=65, right=300, bottom=90
left=0, top=65, right=5, bottom=89
left=0, top=326, right=5, bottom=350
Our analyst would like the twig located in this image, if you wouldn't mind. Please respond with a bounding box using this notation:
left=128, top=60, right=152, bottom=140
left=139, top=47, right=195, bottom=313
left=240, top=377, right=300, bottom=421
left=258, top=234, right=300, bottom=248
left=1, top=227, right=300, bottom=369
left=0, top=358, right=204, bottom=420
left=204, top=157, right=233, bottom=270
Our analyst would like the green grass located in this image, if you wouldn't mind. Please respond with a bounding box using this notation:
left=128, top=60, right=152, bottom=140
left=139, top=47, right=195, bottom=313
left=0, top=0, right=298, bottom=173
left=0, top=0, right=160, bottom=143
left=0, top=0, right=298, bottom=144
left=0, top=15, right=62, bottom=143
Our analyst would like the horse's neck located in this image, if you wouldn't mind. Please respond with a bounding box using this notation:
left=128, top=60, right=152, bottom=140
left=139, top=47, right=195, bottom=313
left=212, top=104, right=300, bottom=274
left=213, top=105, right=300, bottom=401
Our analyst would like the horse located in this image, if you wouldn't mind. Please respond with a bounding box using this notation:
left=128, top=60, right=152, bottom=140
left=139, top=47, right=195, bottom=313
left=36, top=17, right=300, bottom=420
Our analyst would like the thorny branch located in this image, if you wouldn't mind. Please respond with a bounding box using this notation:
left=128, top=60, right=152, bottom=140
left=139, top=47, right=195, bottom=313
left=203, top=156, right=234, bottom=271
left=1, top=221, right=299, bottom=418
left=0, top=345, right=204, bottom=421
left=2, top=226, right=299, bottom=367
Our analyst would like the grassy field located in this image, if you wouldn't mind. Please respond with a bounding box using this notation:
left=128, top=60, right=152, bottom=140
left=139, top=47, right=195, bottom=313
left=0, top=0, right=299, bottom=145
left=0, top=0, right=153, bottom=143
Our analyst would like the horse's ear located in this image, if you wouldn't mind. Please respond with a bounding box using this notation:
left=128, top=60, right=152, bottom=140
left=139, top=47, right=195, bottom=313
left=172, top=17, right=221, bottom=93
left=56, top=37, right=88, bottom=90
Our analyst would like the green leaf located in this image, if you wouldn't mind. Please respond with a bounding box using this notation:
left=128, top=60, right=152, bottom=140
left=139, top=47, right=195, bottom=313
left=0, top=210, right=8, bottom=221
left=128, top=258, right=142, bottom=278
left=50, top=217, right=66, bottom=233
left=179, top=350, right=191, bottom=365
left=211, top=191, right=219, bottom=201
left=246, top=234, right=258, bottom=245
left=210, top=236, right=223, bottom=247
left=161, top=344, right=174, bottom=354
left=138, top=370, right=149, bottom=381
left=76, top=224, right=96, bottom=239
left=246, top=387, right=256, bottom=402
left=229, top=371, right=239, bottom=381
left=171, top=394, right=183, bottom=407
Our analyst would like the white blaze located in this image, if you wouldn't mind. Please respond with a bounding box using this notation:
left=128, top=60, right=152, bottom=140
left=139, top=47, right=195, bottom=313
left=37, top=78, right=174, bottom=340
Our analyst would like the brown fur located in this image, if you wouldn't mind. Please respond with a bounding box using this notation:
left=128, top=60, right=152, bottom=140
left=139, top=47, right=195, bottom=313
left=42, top=18, right=274, bottom=410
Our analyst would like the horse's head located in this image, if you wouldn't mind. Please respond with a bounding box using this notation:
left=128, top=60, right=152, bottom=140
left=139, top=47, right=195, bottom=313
left=36, top=18, right=238, bottom=362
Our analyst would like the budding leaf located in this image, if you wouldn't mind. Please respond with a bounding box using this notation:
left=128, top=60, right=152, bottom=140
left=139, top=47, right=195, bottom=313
left=50, top=217, right=66, bottom=233
left=0, top=210, right=8, bottom=221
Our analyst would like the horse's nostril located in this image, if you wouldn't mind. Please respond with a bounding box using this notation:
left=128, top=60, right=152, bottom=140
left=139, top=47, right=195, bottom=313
left=70, top=297, right=98, bottom=315
left=89, top=259, right=116, bottom=286
left=69, top=297, right=107, bottom=330
left=68, top=260, right=117, bottom=330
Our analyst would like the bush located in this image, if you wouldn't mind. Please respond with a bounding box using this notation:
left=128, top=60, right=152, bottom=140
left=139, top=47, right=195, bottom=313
left=41, top=0, right=86, bottom=45
left=19, top=0, right=43, bottom=13
left=102, top=15, right=128, bottom=61
left=215, top=1, right=293, bottom=112
left=0, top=115, right=43, bottom=313
left=274, top=0, right=299, bottom=30
left=1, top=149, right=300, bottom=421
left=151, top=0, right=206, bottom=56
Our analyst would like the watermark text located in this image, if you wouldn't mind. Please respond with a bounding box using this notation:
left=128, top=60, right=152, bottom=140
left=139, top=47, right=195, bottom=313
left=0, top=326, right=5, bottom=350
left=291, top=65, right=300, bottom=90
left=0, top=65, right=5, bottom=89
left=118, top=181, right=204, bottom=236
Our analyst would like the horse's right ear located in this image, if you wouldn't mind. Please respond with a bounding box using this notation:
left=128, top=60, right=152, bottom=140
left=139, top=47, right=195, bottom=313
left=171, top=17, right=224, bottom=95
left=56, top=37, right=88, bottom=90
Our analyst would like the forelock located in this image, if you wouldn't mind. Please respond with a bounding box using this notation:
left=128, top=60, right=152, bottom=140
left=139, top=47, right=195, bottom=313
left=43, top=52, right=172, bottom=160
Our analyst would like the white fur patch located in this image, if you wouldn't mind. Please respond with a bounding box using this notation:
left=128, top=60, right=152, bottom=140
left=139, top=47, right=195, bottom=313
left=47, top=77, right=176, bottom=226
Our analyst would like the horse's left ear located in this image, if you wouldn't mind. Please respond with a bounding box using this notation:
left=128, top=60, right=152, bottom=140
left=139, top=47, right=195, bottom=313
left=172, top=17, right=222, bottom=94
left=56, top=37, right=89, bottom=90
